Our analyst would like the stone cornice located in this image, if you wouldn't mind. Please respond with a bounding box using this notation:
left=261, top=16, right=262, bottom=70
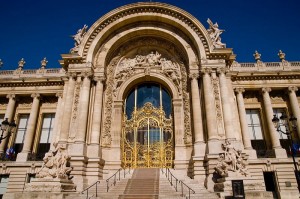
left=0, top=81, right=64, bottom=88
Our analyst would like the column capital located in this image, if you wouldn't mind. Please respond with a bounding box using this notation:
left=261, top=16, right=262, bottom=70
left=234, top=88, right=245, bottom=94
left=94, top=76, right=106, bottom=82
left=81, top=71, right=93, bottom=79
left=216, top=67, right=228, bottom=75
left=288, top=86, right=298, bottom=93
left=200, top=67, right=212, bottom=75
left=67, top=72, right=77, bottom=79
left=6, top=94, right=16, bottom=100
left=56, top=92, right=63, bottom=98
left=189, top=73, right=199, bottom=80
left=261, top=87, right=271, bottom=93
left=31, top=93, right=40, bottom=99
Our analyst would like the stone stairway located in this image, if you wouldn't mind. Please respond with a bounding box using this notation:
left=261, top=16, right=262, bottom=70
left=79, top=168, right=219, bottom=199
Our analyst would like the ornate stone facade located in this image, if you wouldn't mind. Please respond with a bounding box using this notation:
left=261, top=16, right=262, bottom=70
left=0, top=2, right=299, bottom=199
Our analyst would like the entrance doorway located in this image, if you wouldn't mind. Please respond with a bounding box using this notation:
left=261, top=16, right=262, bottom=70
left=263, top=172, right=278, bottom=198
left=121, top=83, right=174, bottom=168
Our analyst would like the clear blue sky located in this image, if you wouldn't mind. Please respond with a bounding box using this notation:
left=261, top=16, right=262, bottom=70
left=0, top=0, right=299, bottom=70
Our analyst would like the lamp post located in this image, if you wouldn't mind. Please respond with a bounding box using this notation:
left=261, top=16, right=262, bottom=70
left=272, top=113, right=300, bottom=193
left=0, top=118, right=17, bottom=144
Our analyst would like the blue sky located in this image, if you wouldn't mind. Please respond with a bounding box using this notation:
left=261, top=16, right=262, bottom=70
left=0, top=0, right=299, bottom=70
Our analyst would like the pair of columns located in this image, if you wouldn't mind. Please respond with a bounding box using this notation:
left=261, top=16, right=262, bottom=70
left=190, top=67, right=237, bottom=156
left=235, top=86, right=300, bottom=150
left=59, top=72, right=105, bottom=146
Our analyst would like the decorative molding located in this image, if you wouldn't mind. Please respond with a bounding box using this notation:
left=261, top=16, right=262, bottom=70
left=261, top=87, right=271, bottom=93
left=211, top=74, right=224, bottom=137
left=234, top=88, right=245, bottom=94
left=288, top=86, right=298, bottom=93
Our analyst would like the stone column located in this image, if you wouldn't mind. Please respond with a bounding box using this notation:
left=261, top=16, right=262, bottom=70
left=261, top=87, right=286, bottom=158
left=218, top=68, right=235, bottom=140
left=90, top=77, right=105, bottom=145
left=234, top=88, right=252, bottom=149
left=0, top=94, right=16, bottom=153
left=201, top=68, right=218, bottom=140
left=189, top=73, right=205, bottom=157
left=59, top=73, right=76, bottom=143
left=76, top=72, right=92, bottom=143
left=50, top=92, right=63, bottom=150
left=288, top=86, right=300, bottom=138
left=16, top=93, right=40, bottom=162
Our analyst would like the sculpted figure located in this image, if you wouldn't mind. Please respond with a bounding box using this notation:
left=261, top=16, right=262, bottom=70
left=36, top=144, right=73, bottom=179
left=215, top=154, right=229, bottom=177
left=70, top=24, right=88, bottom=53
left=207, top=18, right=226, bottom=48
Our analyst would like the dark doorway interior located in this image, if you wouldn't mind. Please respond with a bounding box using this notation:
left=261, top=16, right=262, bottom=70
left=263, top=172, right=278, bottom=198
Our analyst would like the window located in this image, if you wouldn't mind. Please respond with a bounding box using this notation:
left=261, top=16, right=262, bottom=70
left=273, top=108, right=288, bottom=139
left=14, top=114, right=29, bottom=153
left=246, top=109, right=264, bottom=140
left=0, top=175, right=9, bottom=197
left=36, top=113, right=55, bottom=158
left=246, top=109, right=267, bottom=156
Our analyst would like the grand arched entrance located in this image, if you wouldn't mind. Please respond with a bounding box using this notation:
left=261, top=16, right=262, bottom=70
left=121, top=83, right=174, bottom=168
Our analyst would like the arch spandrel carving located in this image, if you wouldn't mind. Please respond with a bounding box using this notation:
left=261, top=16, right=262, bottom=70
left=101, top=48, right=193, bottom=147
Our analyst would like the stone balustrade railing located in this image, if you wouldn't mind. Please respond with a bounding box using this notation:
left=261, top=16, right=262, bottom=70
left=230, top=61, right=300, bottom=72
left=0, top=68, right=65, bottom=79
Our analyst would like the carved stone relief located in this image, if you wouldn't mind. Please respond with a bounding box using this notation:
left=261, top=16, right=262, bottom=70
left=211, top=74, right=224, bottom=137
left=102, top=49, right=192, bottom=146
left=69, top=77, right=81, bottom=140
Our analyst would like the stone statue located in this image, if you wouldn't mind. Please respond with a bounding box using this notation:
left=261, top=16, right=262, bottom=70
left=40, top=57, right=48, bottom=69
left=207, top=18, right=226, bottom=48
left=36, top=144, right=73, bottom=179
left=70, top=24, right=88, bottom=53
left=18, top=58, right=26, bottom=69
left=215, top=141, right=249, bottom=177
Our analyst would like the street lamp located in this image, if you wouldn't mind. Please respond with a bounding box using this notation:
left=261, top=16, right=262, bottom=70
left=272, top=113, right=300, bottom=193
left=0, top=118, right=17, bottom=144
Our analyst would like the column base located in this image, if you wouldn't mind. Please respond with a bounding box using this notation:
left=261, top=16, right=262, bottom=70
left=274, top=148, right=287, bottom=158
left=16, top=152, right=29, bottom=162
left=207, top=139, right=223, bottom=154
left=244, top=148, right=257, bottom=159
left=193, top=141, right=206, bottom=157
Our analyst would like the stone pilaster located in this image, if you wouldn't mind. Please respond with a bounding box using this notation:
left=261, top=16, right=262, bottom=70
left=218, top=68, right=235, bottom=140
left=50, top=92, right=63, bottom=151
left=75, top=72, right=92, bottom=143
left=288, top=86, right=300, bottom=139
left=189, top=73, right=205, bottom=157
left=59, top=73, right=76, bottom=143
left=201, top=68, right=221, bottom=154
left=0, top=94, right=16, bottom=153
left=261, top=87, right=286, bottom=158
left=235, top=88, right=257, bottom=159
left=16, top=93, right=40, bottom=162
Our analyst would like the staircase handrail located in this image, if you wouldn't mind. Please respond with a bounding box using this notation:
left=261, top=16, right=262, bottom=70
left=161, top=168, right=195, bottom=199
left=106, top=167, right=131, bottom=192
left=81, top=167, right=131, bottom=199
left=81, top=181, right=100, bottom=199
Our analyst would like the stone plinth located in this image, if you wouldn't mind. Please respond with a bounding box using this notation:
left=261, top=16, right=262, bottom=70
left=214, top=172, right=272, bottom=198
left=24, top=178, right=76, bottom=192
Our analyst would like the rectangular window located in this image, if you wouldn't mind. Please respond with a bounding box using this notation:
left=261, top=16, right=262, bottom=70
left=14, top=114, right=29, bottom=153
left=273, top=108, right=288, bottom=139
left=246, top=109, right=264, bottom=140
left=39, top=113, right=55, bottom=144
left=36, top=113, right=55, bottom=159
left=0, top=175, right=9, bottom=197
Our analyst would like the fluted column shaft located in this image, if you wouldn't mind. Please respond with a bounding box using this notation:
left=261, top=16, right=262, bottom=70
left=22, top=93, right=40, bottom=152
left=202, top=69, right=218, bottom=140
left=60, top=74, right=76, bottom=142
left=50, top=92, right=63, bottom=150
left=190, top=73, right=204, bottom=143
left=261, top=88, right=281, bottom=148
left=288, top=86, right=300, bottom=138
left=218, top=69, right=235, bottom=140
left=76, top=73, right=92, bottom=142
left=0, top=94, right=16, bottom=153
left=235, top=88, right=252, bottom=149
left=90, top=77, right=104, bottom=144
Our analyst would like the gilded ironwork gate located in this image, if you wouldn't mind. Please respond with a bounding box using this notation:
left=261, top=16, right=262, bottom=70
left=122, top=102, right=173, bottom=168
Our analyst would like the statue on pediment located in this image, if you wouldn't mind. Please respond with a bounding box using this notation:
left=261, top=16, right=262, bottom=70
left=70, top=24, right=88, bottom=53
left=207, top=18, right=226, bottom=48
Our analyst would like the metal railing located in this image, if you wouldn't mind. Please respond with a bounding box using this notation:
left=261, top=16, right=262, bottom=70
left=81, top=181, right=100, bottom=199
left=81, top=168, right=131, bottom=199
left=161, top=168, right=195, bottom=199
left=106, top=168, right=131, bottom=192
